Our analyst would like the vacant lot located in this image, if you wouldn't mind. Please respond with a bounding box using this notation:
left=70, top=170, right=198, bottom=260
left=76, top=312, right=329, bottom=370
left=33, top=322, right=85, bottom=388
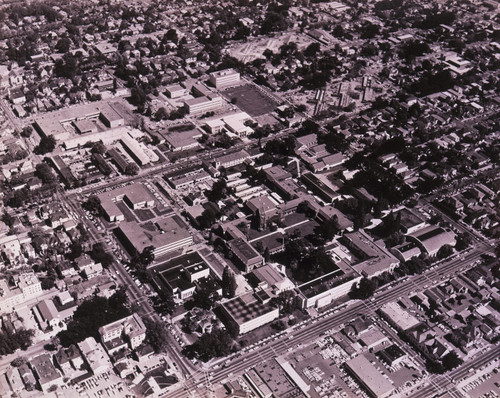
left=223, top=84, right=278, bottom=116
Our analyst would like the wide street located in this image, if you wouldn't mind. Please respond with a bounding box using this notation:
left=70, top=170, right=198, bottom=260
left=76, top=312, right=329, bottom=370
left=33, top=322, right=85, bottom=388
left=161, top=243, right=493, bottom=398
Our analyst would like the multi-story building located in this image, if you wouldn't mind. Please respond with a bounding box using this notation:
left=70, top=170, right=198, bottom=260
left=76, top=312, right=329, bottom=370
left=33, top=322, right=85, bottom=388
left=98, top=313, right=147, bottom=350
left=184, top=95, right=223, bottom=116
left=116, top=216, right=193, bottom=258
left=0, top=273, right=42, bottom=314
left=209, top=68, right=240, bottom=88
left=220, top=289, right=279, bottom=335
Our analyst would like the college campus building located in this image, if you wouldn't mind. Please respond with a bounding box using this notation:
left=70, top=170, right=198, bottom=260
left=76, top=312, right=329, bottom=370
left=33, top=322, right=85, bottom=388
left=98, top=313, right=147, bottom=351
left=0, top=273, right=42, bottom=314
left=116, top=216, right=193, bottom=258
left=407, top=225, right=456, bottom=257
left=97, top=183, right=155, bottom=222
left=220, top=289, right=279, bottom=335
left=184, top=94, right=223, bottom=116
left=209, top=68, right=240, bottom=88
left=227, top=238, right=264, bottom=273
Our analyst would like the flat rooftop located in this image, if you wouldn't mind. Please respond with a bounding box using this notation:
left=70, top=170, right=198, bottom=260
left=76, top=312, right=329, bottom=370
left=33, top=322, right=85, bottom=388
left=221, top=291, right=276, bottom=325
left=118, top=216, right=191, bottom=254
left=379, top=302, right=420, bottom=331
left=346, top=354, right=393, bottom=398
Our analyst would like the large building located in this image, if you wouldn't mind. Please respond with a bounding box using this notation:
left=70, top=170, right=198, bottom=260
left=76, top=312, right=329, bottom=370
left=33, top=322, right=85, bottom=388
left=340, top=231, right=399, bottom=278
left=116, top=216, right=192, bottom=258
left=184, top=95, right=223, bottom=116
left=213, top=149, right=250, bottom=169
left=209, top=68, right=240, bottom=88
left=220, top=290, right=279, bottom=334
left=0, top=273, right=42, bottom=314
left=77, top=337, right=112, bottom=375
left=99, top=313, right=146, bottom=351
left=120, top=136, right=158, bottom=166
left=33, top=102, right=124, bottom=141
left=97, top=184, right=155, bottom=222
left=227, top=238, right=263, bottom=273
left=151, top=252, right=211, bottom=301
left=407, top=225, right=456, bottom=257
left=379, top=302, right=421, bottom=332
left=345, top=355, right=394, bottom=398
left=30, top=354, right=63, bottom=392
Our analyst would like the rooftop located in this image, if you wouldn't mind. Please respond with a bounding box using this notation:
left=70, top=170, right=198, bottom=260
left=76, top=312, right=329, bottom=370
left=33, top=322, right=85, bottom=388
left=221, top=290, right=276, bottom=325
left=380, top=302, right=420, bottom=331
left=31, top=353, right=61, bottom=385
left=118, top=216, right=191, bottom=254
left=346, top=354, right=394, bottom=398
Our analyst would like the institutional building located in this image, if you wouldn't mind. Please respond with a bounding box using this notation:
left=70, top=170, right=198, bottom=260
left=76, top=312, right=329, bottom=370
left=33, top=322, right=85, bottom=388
left=407, top=225, right=456, bottom=257
left=116, top=216, right=192, bottom=258
left=97, top=183, right=155, bottom=222
left=184, top=95, right=223, bottom=116
left=220, top=290, right=279, bottom=335
left=209, top=68, right=240, bottom=88
left=0, top=273, right=42, bottom=314
left=99, top=313, right=147, bottom=351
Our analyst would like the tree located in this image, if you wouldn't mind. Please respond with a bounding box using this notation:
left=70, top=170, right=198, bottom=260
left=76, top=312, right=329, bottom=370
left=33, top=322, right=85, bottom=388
left=205, top=179, right=230, bottom=202
left=271, top=290, right=299, bottom=315
left=41, top=277, right=55, bottom=290
left=313, top=216, right=340, bottom=244
left=57, top=291, right=130, bottom=347
left=455, top=233, right=472, bottom=251
left=143, top=317, right=169, bottom=353
left=154, top=106, right=169, bottom=121
left=35, top=163, right=57, bottom=184
left=130, top=86, right=147, bottom=110
left=183, top=329, right=234, bottom=362
left=11, top=357, right=27, bottom=367
left=55, top=37, right=72, bottom=53
left=124, top=163, right=140, bottom=176
left=0, top=328, right=35, bottom=356
left=21, top=126, right=33, bottom=137
left=152, top=293, right=175, bottom=316
left=437, top=244, right=454, bottom=259
left=89, top=243, right=113, bottom=268
left=34, top=135, right=57, bottom=155
left=303, top=42, right=321, bottom=58
left=83, top=195, right=101, bottom=215
left=271, top=320, right=287, bottom=331
left=349, top=277, right=378, bottom=299
left=139, top=246, right=155, bottom=266
left=221, top=267, right=237, bottom=298
left=91, top=142, right=107, bottom=155
left=189, top=278, right=220, bottom=310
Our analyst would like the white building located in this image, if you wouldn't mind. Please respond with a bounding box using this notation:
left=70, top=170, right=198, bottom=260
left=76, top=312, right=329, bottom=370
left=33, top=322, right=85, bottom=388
left=184, top=95, right=223, bottom=116
left=209, top=68, right=240, bottom=88
left=98, top=313, right=146, bottom=350
left=0, top=273, right=42, bottom=314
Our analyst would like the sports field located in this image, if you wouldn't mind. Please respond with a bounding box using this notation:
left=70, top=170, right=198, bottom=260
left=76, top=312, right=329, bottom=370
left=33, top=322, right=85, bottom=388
left=223, top=84, right=278, bottom=117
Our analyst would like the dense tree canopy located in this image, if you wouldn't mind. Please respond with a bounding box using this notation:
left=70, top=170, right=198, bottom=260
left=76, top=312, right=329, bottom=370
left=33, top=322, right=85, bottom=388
left=183, top=329, right=235, bottom=361
left=143, top=317, right=169, bottom=353
left=58, top=289, right=130, bottom=347
left=34, top=135, right=57, bottom=155
left=0, top=328, right=35, bottom=356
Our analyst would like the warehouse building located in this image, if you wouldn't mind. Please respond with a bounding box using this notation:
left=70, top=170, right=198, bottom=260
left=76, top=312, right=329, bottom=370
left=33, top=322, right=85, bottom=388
left=345, top=355, right=394, bottom=398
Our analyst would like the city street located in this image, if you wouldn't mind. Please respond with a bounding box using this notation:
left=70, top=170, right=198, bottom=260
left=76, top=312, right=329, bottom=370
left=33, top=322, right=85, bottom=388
left=162, top=244, right=493, bottom=397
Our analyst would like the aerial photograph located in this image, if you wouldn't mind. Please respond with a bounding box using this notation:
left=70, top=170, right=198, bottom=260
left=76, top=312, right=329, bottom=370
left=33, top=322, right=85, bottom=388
left=0, top=0, right=499, bottom=397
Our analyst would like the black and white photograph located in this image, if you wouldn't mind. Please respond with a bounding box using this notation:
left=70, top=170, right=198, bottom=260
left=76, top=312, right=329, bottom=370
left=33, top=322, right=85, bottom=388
left=0, top=0, right=499, bottom=397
